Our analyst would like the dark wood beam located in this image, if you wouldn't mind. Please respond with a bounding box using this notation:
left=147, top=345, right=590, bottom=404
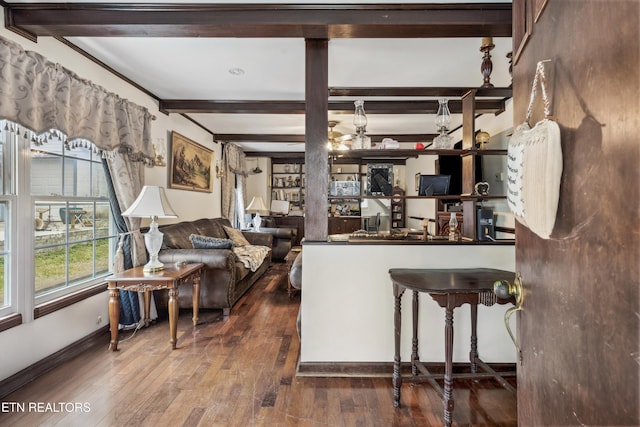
left=217, top=133, right=437, bottom=143
left=305, top=39, right=329, bottom=241
left=5, top=3, right=512, bottom=40
left=161, top=99, right=505, bottom=114
left=159, top=100, right=306, bottom=115
left=329, top=87, right=513, bottom=98
left=244, top=151, right=305, bottom=158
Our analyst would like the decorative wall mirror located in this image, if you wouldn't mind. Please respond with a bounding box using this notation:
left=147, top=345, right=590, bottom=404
left=366, top=163, right=393, bottom=196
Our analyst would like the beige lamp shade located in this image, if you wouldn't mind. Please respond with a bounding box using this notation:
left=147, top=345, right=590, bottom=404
left=122, top=185, right=178, bottom=218
left=121, top=185, right=177, bottom=272
left=246, top=196, right=268, bottom=214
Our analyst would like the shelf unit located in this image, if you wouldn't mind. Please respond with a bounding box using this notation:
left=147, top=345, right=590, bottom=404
left=325, top=92, right=508, bottom=241
left=271, top=158, right=305, bottom=211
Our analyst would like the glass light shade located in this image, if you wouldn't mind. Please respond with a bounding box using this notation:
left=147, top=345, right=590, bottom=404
left=435, top=98, right=452, bottom=130
left=353, top=100, right=368, bottom=129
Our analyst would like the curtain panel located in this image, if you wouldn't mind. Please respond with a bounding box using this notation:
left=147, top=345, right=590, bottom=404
left=0, top=35, right=155, bottom=163
left=221, top=143, right=248, bottom=224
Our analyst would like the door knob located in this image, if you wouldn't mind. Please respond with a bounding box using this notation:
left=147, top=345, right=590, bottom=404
left=493, top=273, right=524, bottom=305
left=493, top=272, right=524, bottom=363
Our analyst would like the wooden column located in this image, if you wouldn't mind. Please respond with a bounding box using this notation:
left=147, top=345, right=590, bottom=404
left=461, top=90, right=477, bottom=239
left=304, top=39, right=329, bottom=241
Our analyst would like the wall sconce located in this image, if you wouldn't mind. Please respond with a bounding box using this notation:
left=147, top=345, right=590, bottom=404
left=215, top=160, right=224, bottom=179
left=153, top=143, right=166, bottom=167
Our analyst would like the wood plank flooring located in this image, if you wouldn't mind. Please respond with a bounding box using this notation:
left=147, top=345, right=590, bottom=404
left=0, top=263, right=517, bottom=426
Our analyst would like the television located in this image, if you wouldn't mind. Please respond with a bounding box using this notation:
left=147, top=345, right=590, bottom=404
left=438, top=144, right=483, bottom=197
left=418, top=174, right=451, bottom=196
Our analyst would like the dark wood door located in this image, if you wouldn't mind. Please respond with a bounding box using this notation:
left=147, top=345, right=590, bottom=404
left=513, top=1, right=639, bottom=425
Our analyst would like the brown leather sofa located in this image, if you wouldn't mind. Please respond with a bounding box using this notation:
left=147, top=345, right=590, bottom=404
left=155, top=217, right=272, bottom=316
left=259, top=217, right=297, bottom=261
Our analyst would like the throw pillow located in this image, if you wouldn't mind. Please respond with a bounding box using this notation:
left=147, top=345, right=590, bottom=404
left=223, top=226, right=251, bottom=247
left=189, top=234, right=234, bottom=249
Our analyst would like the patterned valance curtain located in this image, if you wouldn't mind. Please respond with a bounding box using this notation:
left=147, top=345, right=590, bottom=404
left=0, top=35, right=154, bottom=163
left=221, top=143, right=248, bottom=224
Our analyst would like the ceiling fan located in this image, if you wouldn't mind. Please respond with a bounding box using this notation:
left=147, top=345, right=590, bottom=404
left=328, top=120, right=350, bottom=150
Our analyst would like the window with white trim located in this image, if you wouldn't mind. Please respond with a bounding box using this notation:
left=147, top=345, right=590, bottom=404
left=0, top=121, right=117, bottom=313
left=30, top=129, right=117, bottom=303
left=0, top=124, right=16, bottom=318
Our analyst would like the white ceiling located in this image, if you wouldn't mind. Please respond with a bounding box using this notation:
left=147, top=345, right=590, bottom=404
left=13, top=1, right=514, bottom=153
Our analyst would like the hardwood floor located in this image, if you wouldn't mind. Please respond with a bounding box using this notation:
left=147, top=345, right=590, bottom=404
left=1, top=263, right=517, bottom=426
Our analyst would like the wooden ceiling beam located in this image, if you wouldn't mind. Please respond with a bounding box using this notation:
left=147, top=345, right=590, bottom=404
left=329, top=87, right=513, bottom=98
left=5, top=3, right=511, bottom=41
left=216, top=133, right=438, bottom=143
left=160, top=99, right=505, bottom=114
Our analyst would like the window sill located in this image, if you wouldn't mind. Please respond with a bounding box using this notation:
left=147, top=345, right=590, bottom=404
left=34, top=282, right=107, bottom=319
left=0, top=313, right=22, bottom=333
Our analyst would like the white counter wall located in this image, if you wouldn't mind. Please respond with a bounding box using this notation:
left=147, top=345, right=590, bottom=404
left=300, top=243, right=517, bottom=364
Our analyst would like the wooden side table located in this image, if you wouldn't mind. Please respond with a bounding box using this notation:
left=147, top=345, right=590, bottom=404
left=389, top=268, right=516, bottom=427
left=107, top=262, right=204, bottom=351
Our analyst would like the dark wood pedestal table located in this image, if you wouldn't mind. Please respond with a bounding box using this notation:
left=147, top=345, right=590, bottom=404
left=389, top=268, right=516, bottom=427
left=107, top=263, right=204, bottom=351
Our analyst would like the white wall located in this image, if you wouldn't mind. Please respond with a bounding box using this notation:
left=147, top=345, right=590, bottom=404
left=0, top=25, right=222, bottom=381
left=301, top=243, right=517, bottom=364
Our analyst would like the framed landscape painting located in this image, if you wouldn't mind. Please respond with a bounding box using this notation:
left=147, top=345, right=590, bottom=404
left=169, top=131, right=213, bottom=193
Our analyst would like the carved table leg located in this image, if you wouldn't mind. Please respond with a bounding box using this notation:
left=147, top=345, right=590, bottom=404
left=470, top=303, right=478, bottom=373
left=108, top=287, right=120, bottom=351
left=143, top=290, right=151, bottom=327
left=168, top=287, right=178, bottom=349
left=443, top=300, right=455, bottom=427
left=393, top=284, right=405, bottom=408
left=411, top=290, right=419, bottom=376
left=192, top=274, right=201, bottom=326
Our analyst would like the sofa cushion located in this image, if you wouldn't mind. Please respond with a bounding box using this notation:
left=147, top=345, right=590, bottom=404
left=192, top=218, right=229, bottom=238
left=224, top=226, right=251, bottom=247
left=189, top=234, right=234, bottom=249
left=160, top=222, right=200, bottom=249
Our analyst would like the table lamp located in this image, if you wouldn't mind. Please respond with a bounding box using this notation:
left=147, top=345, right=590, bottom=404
left=246, top=196, right=268, bottom=231
left=122, top=185, right=178, bottom=272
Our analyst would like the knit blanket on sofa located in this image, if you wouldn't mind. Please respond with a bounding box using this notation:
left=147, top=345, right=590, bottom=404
left=232, top=245, right=270, bottom=272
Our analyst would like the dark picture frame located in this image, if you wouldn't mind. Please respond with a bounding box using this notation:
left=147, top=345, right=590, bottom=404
left=169, top=131, right=213, bottom=193
left=418, top=174, right=451, bottom=196
left=366, top=163, right=393, bottom=196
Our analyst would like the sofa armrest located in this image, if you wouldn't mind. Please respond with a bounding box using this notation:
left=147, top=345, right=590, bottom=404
left=242, top=231, right=273, bottom=248
left=259, top=227, right=297, bottom=240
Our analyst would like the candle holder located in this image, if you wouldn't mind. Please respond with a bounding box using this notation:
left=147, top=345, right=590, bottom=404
left=480, top=37, right=495, bottom=88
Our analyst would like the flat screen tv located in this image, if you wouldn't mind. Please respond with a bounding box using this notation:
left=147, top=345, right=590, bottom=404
left=438, top=144, right=483, bottom=197
left=419, top=174, right=451, bottom=196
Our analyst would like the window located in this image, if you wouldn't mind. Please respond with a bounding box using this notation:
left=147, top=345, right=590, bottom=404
left=30, top=132, right=117, bottom=302
left=0, top=119, right=119, bottom=322
left=0, top=125, right=15, bottom=317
